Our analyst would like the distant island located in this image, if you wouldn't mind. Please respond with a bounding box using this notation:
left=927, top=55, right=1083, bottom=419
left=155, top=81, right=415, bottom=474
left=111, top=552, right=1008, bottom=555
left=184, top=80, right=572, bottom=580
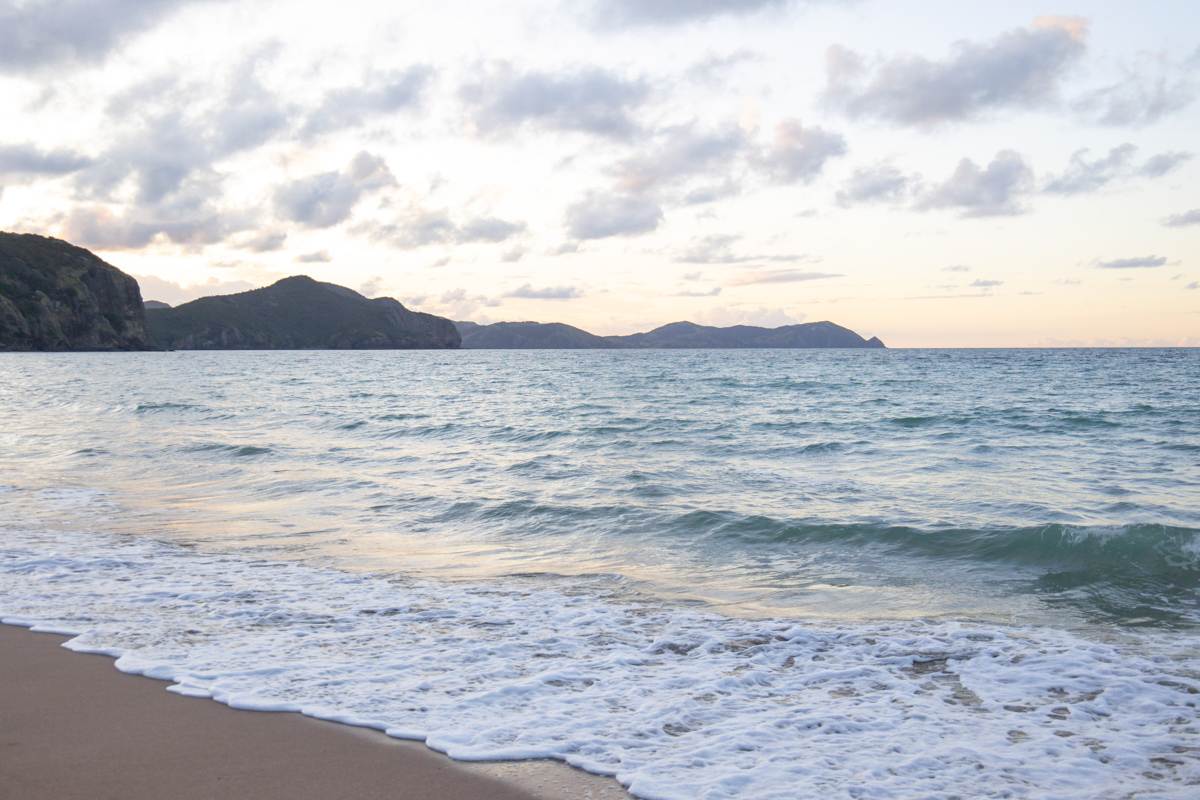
left=1, top=232, right=885, bottom=351
left=455, top=320, right=884, bottom=349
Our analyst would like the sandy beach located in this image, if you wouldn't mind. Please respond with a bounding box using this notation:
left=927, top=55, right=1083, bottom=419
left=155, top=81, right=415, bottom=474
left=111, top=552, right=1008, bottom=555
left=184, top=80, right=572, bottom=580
left=0, top=625, right=625, bottom=800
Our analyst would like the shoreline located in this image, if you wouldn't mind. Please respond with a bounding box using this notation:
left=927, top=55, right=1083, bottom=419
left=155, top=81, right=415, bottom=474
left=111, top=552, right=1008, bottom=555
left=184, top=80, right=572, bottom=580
left=0, top=624, right=627, bottom=800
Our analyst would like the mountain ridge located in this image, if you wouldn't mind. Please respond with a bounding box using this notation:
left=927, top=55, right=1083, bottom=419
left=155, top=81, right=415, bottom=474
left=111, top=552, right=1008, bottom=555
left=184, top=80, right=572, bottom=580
left=147, top=276, right=460, bottom=349
left=456, top=319, right=884, bottom=349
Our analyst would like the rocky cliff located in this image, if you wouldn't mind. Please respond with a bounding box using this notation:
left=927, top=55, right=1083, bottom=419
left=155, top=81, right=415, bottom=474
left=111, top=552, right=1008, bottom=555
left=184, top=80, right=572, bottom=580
left=0, top=232, right=149, bottom=351
left=146, top=276, right=460, bottom=350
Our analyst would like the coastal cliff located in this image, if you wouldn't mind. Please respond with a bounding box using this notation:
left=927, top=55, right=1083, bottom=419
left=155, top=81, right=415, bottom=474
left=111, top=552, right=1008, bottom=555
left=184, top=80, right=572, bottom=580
left=146, top=276, right=461, bottom=350
left=0, top=232, right=149, bottom=351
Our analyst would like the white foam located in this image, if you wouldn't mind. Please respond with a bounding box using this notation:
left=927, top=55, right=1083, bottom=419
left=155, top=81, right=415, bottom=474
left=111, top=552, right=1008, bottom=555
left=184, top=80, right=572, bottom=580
left=2, top=529, right=1197, bottom=799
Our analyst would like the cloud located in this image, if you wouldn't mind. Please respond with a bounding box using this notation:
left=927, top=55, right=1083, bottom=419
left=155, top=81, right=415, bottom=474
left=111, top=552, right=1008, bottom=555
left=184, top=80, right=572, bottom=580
left=1139, top=151, right=1191, bottom=178
left=685, top=51, right=760, bottom=85
left=590, top=0, right=795, bottom=28
left=1073, top=54, right=1198, bottom=126
left=612, top=122, right=747, bottom=196
left=61, top=172, right=254, bottom=249
left=302, top=66, right=434, bottom=137
left=358, top=276, right=384, bottom=297
left=0, top=143, right=92, bottom=177
left=675, top=286, right=722, bottom=297
left=0, top=0, right=223, bottom=72
left=296, top=250, right=331, bottom=263
left=1095, top=255, right=1167, bottom=269
left=274, top=152, right=396, bottom=228
left=565, top=192, right=663, bottom=239
left=505, top=283, right=583, bottom=300
left=66, top=50, right=292, bottom=247
left=693, top=305, right=806, bottom=327
left=943, top=265, right=971, bottom=272
left=676, top=234, right=809, bottom=264
left=823, top=17, right=1087, bottom=126
left=236, top=230, right=287, bottom=252
left=461, top=64, right=648, bottom=139
left=1164, top=209, right=1200, bottom=227
left=1041, top=144, right=1190, bottom=194
left=970, top=278, right=1003, bottom=287
left=364, top=210, right=526, bottom=249
left=917, top=150, right=1034, bottom=217
left=728, top=269, right=842, bottom=285
left=1043, top=143, right=1136, bottom=195
left=458, top=216, right=527, bottom=243
left=1186, top=281, right=1199, bottom=290
left=754, top=119, right=846, bottom=183
left=132, top=273, right=256, bottom=305
left=836, top=163, right=914, bottom=206
left=434, top=288, right=502, bottom=320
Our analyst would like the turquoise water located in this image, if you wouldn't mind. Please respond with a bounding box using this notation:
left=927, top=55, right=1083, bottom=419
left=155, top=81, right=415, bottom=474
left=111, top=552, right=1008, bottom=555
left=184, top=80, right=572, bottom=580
left=2, top=349, right=1198, bottom=798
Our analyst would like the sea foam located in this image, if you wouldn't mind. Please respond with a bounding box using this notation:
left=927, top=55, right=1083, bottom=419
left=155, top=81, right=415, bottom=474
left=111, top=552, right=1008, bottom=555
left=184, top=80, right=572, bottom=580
left=2, top=528, right=1197, bottom=800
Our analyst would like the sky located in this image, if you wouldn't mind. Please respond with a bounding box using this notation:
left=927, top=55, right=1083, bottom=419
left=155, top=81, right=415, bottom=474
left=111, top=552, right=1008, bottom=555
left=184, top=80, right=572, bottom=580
left=1, top=0, right=1198, bottom=346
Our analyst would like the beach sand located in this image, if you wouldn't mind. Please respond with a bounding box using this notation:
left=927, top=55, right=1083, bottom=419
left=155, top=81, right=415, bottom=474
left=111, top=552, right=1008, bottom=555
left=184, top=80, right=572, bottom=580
left=0, top=625, right=627, bottom=800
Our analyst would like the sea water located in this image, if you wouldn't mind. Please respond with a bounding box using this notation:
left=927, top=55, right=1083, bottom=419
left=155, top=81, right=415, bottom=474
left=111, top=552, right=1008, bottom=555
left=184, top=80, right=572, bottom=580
left=1, top=349, right=1197, bottom=798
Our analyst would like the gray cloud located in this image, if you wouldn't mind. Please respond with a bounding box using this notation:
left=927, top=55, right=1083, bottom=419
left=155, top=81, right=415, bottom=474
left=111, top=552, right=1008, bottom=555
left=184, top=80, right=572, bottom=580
left=74, top=49, right=292, bottom=235
left=943, top=265, right=971, bottom=272
left=1186, top=281, right=1199, bottom=290
left=274, top=152, right=396, bottom=228
left=1164, top=209, right=1200, bottom=228
left=505, top=284, right=583, bottom=300
left=685, top=51, right=760, bottom=85
left=824, top=17, right=1087, bottom=126
left=0, top=0, right=222, bottom=72
left=61, top=171, right=254, bottom=249
left=565, top=192, right=662, bottom=239
left=1095, top=255, right=1167, bottom=269
left=237, top=230, right=287, bottom=252
left=754, top=119, right=846, bottom=184
left=971, top=279, right=1003, bottom=288
left=675, top=286, right=722, bottom=297
left=1041, top=144, right=1190, bottom=195
left=365, top=210, right=526, bottom=249
left=0, top=143, right=92, bottom=177
left=729, top=269, right=842, bottom=286
left=590, top=0, right=795, bottom=27
left=459, top=216, right=527, bottom=243
left=836, top=163, right=913, bottom=206
left=296, top=250, right=331, bottom=263
left=1043, top=143, right=1136, bottom=195
left=1073, top=55, right=1198, bottom=126
left=302, top=66, right=434, bottom=137
left=613, top=122, right=747, bottom=196
left=1139, top=151, right=1191, bottom=178
left=917, top=150, right=1034, bottom=217
left=462, top=64, right=648, bottom=139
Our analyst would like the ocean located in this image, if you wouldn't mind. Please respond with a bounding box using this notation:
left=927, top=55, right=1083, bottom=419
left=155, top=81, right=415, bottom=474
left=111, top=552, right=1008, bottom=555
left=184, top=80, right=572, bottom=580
left=1, top=349, right=1197, bottom=798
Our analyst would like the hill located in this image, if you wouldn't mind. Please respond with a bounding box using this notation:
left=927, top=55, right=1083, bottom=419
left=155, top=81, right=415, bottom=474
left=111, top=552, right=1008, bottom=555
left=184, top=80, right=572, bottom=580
left=0, top=232, right=149, bottom=351
left=147, top=276, right=460, bottom=349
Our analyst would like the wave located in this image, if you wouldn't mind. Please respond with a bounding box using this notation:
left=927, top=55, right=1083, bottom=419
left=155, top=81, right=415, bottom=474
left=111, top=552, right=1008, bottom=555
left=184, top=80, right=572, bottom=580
left=2, top=529, right=1197, bottom=800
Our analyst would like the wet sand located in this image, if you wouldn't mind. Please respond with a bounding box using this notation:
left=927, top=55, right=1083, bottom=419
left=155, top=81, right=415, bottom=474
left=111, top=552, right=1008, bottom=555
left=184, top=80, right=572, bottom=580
left=0, top=625, right=626, bottom=800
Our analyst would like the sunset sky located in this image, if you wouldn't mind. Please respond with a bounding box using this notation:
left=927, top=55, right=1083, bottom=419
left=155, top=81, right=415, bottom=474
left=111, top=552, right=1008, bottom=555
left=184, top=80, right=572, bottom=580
left=1, top=0, right=1197, bottom=346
